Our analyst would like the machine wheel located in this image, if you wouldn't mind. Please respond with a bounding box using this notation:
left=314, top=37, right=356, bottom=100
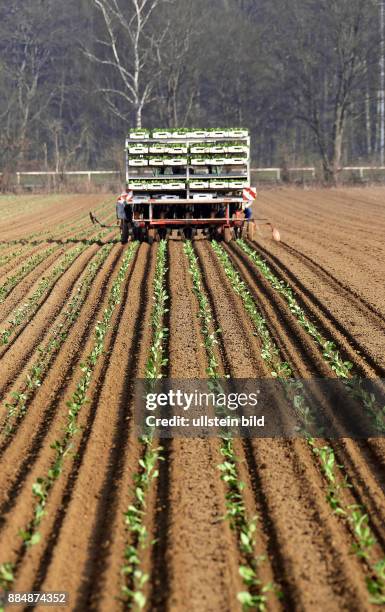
left=247, top=221, right=256, bottom=241
left=233, top=225, right=243, bottom=240
left=224, top=227, right=232, bottom=243
left=208, top=227, right=217, bottom=242
left=183, top=227, right=193, bottom=240
left=133, top=227, right=145, bottom=242
left=121, top=220, right=129, bottom=244
left=147, top=229, right=156, bottom=245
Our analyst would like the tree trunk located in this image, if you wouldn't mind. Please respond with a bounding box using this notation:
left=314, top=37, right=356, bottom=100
left=366, top=88, right=372, bottom=156
left=331, top=126, right=343, bottom=185
left=324, top=102, right=345, bottom=185
left=135, top=105, right=142, bottom=128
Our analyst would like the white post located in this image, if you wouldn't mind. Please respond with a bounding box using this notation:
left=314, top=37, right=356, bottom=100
left=360, top=167, right=364, bottom=179
left=277, top=168, right=281, bottom=181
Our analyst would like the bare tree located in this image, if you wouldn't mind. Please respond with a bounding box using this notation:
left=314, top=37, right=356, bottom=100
left=86, top=0, right=173, bottom=127
left=270, top=0, right=377, bottom=183
left=0, top=1, right=61, bottom=172
left=153, top=0, right=204, bottom=127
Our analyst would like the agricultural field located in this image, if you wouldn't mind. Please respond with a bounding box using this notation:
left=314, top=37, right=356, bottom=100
left=0, top=189, right=385, bottom=611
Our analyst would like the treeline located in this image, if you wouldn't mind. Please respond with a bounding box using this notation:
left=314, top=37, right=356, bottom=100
left=0, top=0, right=381, bottom=183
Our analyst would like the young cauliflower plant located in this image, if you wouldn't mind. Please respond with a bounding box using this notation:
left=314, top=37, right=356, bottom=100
left=184, top=241, right=279, bottom=611
left=0, top=243, right=138, bottom=594
left=121, top=240, right=169, bottom=610
left=212, top=240, right=385, bottom=604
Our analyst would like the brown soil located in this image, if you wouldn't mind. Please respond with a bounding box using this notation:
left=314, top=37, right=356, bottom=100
left=254, top=188, right=385, bottom=371
left=0, top=191, right=384, bottom=611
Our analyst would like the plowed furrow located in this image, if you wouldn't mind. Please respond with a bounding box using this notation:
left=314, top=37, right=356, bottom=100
left=0, top=246, right=89, bottom=359
left=199, top=241, right=374, bottom=610
left=0, top=244, right=136, bottom=591
left=248, top=239, right=384, bottom=374
left=150, top=240, right=241, bottom=612
left=224, top=241, right=385, bottom=553
left=0, top=245, right=113, bottom=441
left=0, top=247, right=63, bottom=323
left=10, top=245, right=152, bottom=605
left=0, top=247, right=123, bottom=508
left=0, top=196, right=111, bottom=242
left=224, top=242, right=330, bottom=378
left=0, top=245, right=44, bottom=280
left=195, top=242, right=268, bottom=378
left=0, top=245, right=100, bottom=398
left=281, top=241, right=385, bottom=326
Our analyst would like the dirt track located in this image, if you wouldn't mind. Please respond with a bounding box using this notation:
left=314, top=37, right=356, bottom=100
left=0, top=191, right=384, bottom=611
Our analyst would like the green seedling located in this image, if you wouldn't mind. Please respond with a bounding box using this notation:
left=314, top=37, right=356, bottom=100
left=213, top=240, right=385, bottom=604
left=0, top=243, right=138, bottom=589
left=1, top=246, right=112, bottom=438
left=0, top=245, right=59, bottom=304
left=122, top=241, right=168, bottom=610
left=236, top=239, right=385, bottom=429
left=184, top=241, right=279, bottom=610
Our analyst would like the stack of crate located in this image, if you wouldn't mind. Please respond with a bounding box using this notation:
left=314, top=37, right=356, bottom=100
left=126, top=128, right=250, bottom=200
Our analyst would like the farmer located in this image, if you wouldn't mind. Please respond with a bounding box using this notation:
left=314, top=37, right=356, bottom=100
left=244, top=201, right=253, bottom=221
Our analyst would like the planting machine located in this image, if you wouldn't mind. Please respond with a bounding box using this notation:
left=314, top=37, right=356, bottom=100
left=114, top=128, right=280, bottom=244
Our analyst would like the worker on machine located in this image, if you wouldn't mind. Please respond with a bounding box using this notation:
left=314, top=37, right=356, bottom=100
left=244, top=201, right=253, bottom=221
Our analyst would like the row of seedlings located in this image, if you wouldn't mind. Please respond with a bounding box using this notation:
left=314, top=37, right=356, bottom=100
left=0, top=243, right=138, bottom=598
left=59, top=208, right=119, bottom=244
left=0, top=245, right=60, bottom=304
left=211, top=241, right=385, bottom=604
left=1, top=196, right=114, bottom=248
left=52, top=207, right=118, bottom=246
left=0, top=245, right=88, bottom=346
left=184, top=241, right=279, bottom=611
left=0, top=245, right=35, bottom=272
left=0, top=205, right=115, bottom=319
left=1, top=244, right=114, bottom=442
left=120, top=240, right=169, bottom=610
left=236, top=239, right=385, bottom=429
